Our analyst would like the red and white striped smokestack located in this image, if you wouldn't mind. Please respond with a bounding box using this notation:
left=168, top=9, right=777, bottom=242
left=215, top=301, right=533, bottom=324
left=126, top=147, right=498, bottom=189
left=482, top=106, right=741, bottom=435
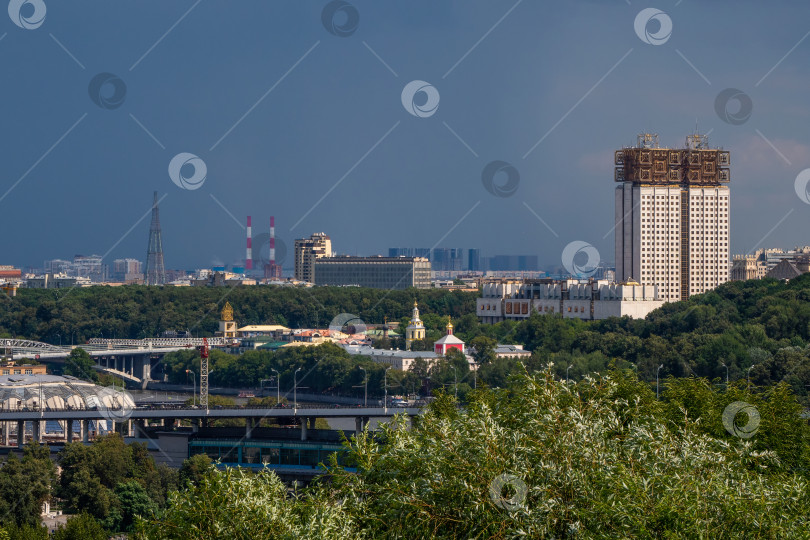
left=269, top=216, right=276, bottom=265
left=246, top=216, right=253, bottom=270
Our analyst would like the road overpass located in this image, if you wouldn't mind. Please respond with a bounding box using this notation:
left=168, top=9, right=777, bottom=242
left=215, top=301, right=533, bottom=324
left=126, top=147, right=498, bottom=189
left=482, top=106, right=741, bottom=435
left=0, top=405, right=421, bottom=450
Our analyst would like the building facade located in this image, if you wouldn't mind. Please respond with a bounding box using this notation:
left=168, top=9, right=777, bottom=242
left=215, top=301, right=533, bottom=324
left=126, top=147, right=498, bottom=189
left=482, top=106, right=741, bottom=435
left=313, top=257, right=431, bottom=290
left=341, top=344, right=441, bottom=371
left=730, top=247, right=810, bottom=281
left=614, top=133, right=730, bottom=302
left=25, top=273, right=91, bottom=289
left=294, top=233, right=332, bottom=283
left=477, top=279, right=664, bottom=323
left=730, top=255, right=768, bottom=281
left=112, top=258, right=143, bottom=282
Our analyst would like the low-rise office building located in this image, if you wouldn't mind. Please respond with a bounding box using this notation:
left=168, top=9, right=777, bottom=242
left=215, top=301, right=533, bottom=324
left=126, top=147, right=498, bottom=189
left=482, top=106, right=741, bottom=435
left=0, top=362, right=47, bottom=375
left=341, top=345, right=442, bottom=371
left=25, top=273, right=91, bottom=289
left=314, top=256, right=431, bottom=289
left=477, top=279, right=664, bottom=323
left=493, top=344, right=532, bottom=359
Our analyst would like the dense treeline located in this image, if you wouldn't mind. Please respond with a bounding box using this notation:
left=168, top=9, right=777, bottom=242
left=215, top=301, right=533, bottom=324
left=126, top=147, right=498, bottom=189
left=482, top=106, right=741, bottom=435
left=7, top=276, right=810, bottom=403
left=455, top=275, right=810, bottom=404
left=162, top=343, right=471, bottom=401
left=0, top=435, right=218, bottom=538
left=2, top=369, right=810, bottom=537
left=0, top=286, right=477, bottom=343
left=135, top=369, right=810, bottom=538
left=0, top=434, right=184, bottom=537
left=155, top=276, right=810, bottom=405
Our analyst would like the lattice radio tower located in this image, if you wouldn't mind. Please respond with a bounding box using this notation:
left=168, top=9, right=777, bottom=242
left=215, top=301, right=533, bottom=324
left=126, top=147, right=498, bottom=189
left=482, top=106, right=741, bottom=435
left=145, top=191, right=166, bottom=285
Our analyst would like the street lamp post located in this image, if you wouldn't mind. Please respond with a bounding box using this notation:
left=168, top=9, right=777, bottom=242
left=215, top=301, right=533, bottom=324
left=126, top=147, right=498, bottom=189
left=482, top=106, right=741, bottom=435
left=56, top=334, right=61, bottom=347
left=359, top=366, right=368, bottom=407
left=566, top=364, right=573, bottom=385
left=294, top=367, right=302, bottom=410
left=748, top=364, right=755, bottom=389
left=721, top=362, right=729, bottom=387
left=384, top=366, right=392, bottom=411
left=185, top=370, right=196, bottom=406
left=270, top=368, right=280, bottom=405
left=656, top=364, right=664, bottom=399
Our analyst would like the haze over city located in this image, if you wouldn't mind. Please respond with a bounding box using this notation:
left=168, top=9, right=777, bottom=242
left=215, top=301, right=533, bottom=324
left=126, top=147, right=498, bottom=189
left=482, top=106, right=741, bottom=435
left=3, top=1, right=810, bottom=270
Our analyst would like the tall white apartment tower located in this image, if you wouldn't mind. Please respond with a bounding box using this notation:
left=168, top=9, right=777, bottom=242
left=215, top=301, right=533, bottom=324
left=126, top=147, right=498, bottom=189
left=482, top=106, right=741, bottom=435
left=614, top=133, right=730, bottom=302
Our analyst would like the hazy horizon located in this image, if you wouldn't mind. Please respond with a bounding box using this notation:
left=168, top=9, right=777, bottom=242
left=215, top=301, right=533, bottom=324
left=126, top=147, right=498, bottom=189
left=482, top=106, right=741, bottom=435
left=3, top=1, right=810, bottom=272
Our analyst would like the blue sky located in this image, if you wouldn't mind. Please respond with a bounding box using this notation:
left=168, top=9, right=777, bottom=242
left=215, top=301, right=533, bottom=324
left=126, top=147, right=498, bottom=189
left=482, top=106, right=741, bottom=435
left=2, top=0, right=810, bottom=271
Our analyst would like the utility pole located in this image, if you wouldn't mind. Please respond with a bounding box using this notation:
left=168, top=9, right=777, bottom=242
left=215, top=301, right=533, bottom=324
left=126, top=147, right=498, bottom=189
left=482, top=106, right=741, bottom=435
left=185, top=370, right=196, bottom=406
left=656, top=364, right=664, bottom=399
left=451, top=366, right=457, bottom=401
left=294, top=367, right=302, bottom=410
left=271, top=368, right=280, bottom=405
left=721, top=362, right=729, bottom=388
left=384, top=366, right=392, bottom=411
left=200, top=337, right=209, bottom=411
left=359, top=366, right=368, bottom=407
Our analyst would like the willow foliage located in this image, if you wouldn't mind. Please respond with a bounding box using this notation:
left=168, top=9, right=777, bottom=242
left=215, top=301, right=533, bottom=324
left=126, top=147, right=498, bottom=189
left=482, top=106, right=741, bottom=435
left=139, top=370, right=810, bottom=539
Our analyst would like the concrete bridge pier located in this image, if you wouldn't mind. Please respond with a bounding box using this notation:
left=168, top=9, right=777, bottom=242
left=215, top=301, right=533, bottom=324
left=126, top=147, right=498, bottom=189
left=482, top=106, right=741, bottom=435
left=300, top=418, right=308, bottom=441
left=354, top=416, right=371, bottom=435
left=66, top=420, right=74, bottom=443
left=81, top=419, right=89, bottom=443
left=133, top=419, right=148, bottom=439
left=16, top=420, right=24, bottom=449
left=245, top=417, right=255, bottom=439
left=137, top=356, right=152, bottom=389
left=2, top=422, right=8, bottom=446
left=32, top=421, right=41, bottom=444
left=114, top=421, right=128, bottom=436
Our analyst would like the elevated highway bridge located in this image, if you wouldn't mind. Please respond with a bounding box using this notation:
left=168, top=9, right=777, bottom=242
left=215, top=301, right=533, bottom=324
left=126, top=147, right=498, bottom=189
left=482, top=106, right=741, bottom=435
left=1, top=338, right=231, bottom=388
left=0, top=405, right=421, bottom=455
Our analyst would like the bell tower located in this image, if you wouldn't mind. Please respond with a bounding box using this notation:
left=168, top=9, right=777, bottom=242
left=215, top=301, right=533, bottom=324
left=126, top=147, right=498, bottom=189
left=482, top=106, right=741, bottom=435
left=405, top=301, right=425, bottom=350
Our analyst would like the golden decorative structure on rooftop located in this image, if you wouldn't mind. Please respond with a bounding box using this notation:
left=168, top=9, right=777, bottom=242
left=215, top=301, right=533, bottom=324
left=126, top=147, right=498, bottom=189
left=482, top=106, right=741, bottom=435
left=221, top=302, right=234, bottom=321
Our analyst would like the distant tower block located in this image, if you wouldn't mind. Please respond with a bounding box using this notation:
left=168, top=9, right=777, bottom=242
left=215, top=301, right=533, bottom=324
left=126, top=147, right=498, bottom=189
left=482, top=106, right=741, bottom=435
left=246, top=216, right=253, bottom=271
left=145, top=191, right=166, bottom=285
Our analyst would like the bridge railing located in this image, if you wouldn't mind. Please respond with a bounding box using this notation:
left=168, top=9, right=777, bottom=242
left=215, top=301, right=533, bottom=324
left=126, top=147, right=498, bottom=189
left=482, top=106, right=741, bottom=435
left=88, top=337, right=229, bottom=347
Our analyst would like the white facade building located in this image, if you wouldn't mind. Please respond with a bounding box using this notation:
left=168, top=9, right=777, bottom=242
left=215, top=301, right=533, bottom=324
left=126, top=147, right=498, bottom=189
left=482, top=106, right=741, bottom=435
left=476, top=279, right=664, bottom=323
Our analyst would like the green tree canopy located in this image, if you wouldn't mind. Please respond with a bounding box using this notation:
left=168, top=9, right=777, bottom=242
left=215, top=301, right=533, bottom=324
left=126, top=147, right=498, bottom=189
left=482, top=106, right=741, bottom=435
left=63, top=348, right=96, bottom=382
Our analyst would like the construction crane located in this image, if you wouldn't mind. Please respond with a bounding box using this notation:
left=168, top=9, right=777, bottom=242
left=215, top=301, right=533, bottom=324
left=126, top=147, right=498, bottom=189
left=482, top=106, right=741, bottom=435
left=199, top=337, right=209, bottom=410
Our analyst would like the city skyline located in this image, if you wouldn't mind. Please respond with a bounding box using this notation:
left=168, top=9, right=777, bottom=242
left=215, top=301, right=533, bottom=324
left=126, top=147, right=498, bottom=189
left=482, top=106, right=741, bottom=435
left=2, top=2, right=810, bottom=271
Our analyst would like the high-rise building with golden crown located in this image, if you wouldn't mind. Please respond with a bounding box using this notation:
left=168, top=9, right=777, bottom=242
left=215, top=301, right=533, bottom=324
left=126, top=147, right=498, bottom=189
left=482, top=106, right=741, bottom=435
left=614, top=133, right=730, bottom=302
